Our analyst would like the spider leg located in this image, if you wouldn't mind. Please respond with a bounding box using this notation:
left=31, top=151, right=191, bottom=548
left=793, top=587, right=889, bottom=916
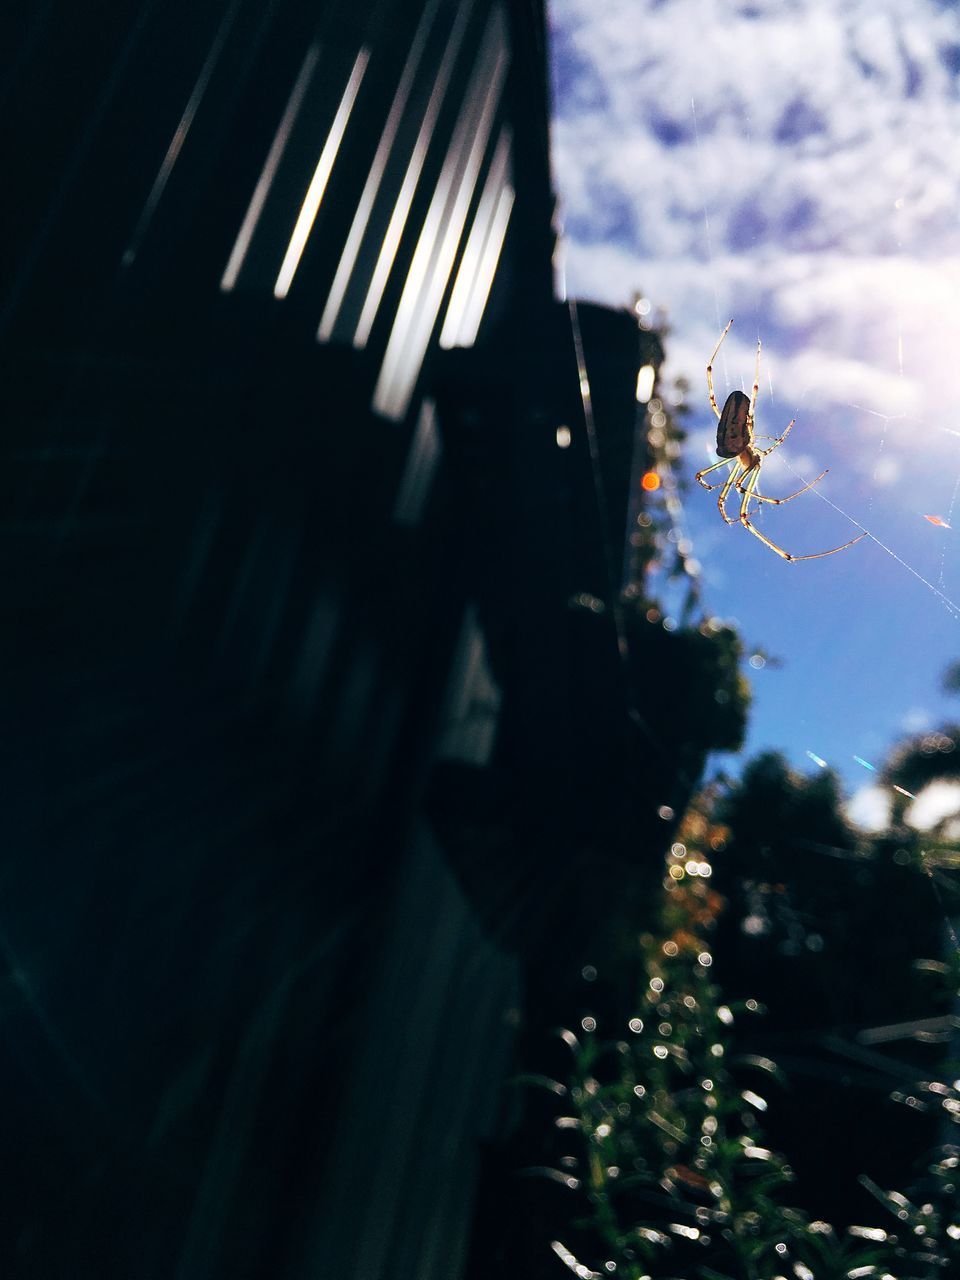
left=738, top=464, right=868, bottom=562
left=746, top=335, right=761, bottom=435
left=706, top=319, right=733, bottom=421
left=695, top=456, right=736, bottom=490
left=738, top=467, right=829, bottom=505
left=758, top=420, right=795, bottom=454
left=717, top=460, right=744, bottom=525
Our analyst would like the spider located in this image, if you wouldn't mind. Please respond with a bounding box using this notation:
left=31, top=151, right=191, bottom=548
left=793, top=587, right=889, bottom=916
left=695, top=319, right=866, bottom=562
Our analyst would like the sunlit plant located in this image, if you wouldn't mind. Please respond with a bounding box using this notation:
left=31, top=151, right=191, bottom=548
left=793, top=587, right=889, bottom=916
left=524, top=797, right=958, bottom=1280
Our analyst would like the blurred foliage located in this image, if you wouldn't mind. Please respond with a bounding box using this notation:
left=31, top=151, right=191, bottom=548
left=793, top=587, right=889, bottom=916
left=884, top=725, right=960, bottom=831
left=712, top=753, right=942, bottom=1036
left=525, top=781, right=960, bottom=1278
left=628, top=615, right=750, bottom=759
left=517, top=361, right=960, bottom=1279
left=942, top=661, right=960, bottom=696
left=622, top=359, right=750, bottom=764
left=623, top=371, right=698, bottom=615
left=719, top=752, right=857, bottom=874
left=878, top=654, right=960, bottom=834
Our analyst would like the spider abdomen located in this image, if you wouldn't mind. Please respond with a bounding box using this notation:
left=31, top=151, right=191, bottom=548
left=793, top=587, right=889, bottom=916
left=716, top=389, right=751, bottom=457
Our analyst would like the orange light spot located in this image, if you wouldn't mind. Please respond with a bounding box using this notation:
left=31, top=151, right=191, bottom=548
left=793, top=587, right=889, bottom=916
left=641, top=471, right=661, bottom=492
left=924, top=514, right=951, bottom=528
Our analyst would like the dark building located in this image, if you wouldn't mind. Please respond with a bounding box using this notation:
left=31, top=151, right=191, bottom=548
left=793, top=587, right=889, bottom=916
left=0, top=1, right=691, bottom=1277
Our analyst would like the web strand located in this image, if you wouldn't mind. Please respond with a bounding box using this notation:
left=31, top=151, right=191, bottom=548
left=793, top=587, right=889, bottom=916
left=940, top=470, right=960, bottom=587
left=777, top=455, right=960, bottom=623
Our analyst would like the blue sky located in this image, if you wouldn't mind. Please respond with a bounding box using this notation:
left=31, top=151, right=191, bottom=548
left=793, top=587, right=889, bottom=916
left=548, top=0, right=960, bottom=825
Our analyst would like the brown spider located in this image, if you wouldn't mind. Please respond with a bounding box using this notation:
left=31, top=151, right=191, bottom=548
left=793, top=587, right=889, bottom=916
left=695, top=319, right=866, bottom=562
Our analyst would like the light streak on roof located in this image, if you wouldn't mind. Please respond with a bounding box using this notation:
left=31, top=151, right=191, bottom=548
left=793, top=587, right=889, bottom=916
left=220, top=43, right=321, bottom=292
left=317, top=0, right=444, bottom=342
left=124, top=0, right=244, bottom=267
left=372, top=8, right=509, bottom=420
left=273, top=46, right=370, bottom=300
left=352, top=0, right=476, bottom=349
left=393, top=399, right=441, bottom=525
left=438, top=124, right=512, bottom=349
left=451, top=181, right=513, bottom=347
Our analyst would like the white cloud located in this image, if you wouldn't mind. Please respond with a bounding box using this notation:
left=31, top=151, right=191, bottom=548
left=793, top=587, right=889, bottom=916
left=845, top=784, right=892, bottom=833
left=905, top=780, right=960, bottom=831
left=870, top=454, right=902, bottom=487
left=900, top=707, right=932, bottom=733
left=550, top=0, right=960, bottom=478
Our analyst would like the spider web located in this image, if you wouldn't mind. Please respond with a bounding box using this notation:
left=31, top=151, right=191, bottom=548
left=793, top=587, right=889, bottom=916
left=687, top=122, right=960, bottom=938
left=550, top=0, right=960, bottom=982
left=688, top=85, right=960, bottom=627
left=680, top=96, right=960, bottom=781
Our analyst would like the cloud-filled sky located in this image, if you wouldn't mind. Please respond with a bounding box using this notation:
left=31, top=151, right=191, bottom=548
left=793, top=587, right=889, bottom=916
left=548, top=0, right=960, bottom=808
